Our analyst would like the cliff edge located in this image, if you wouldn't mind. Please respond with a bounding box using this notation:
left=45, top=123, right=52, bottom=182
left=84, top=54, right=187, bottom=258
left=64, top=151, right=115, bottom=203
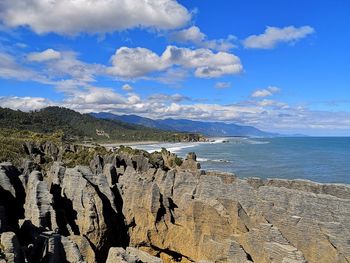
left=0, top=141, right=349, bottom=263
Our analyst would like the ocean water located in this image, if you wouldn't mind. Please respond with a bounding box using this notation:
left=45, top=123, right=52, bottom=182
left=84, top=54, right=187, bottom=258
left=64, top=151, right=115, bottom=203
left=132, top=137, right=350, bottom=184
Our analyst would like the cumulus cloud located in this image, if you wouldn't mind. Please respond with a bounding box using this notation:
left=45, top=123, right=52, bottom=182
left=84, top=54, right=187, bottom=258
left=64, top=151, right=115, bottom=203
left=122, top=84, right=133, bottom=91
left=0, top=52, right=39, bottom=80
left=257, top=99, right=289, bottom=109
left=108, top=45, right=243, bottom=79
left=49, top=51, right=104, bottom=82
left=0, top=0, right=191, bottom=35
left=252, top=89, right=272, bottom=98
left=2, top=89, right=350, bottom=135
left=252, top=86, right=280, bottom=97
left=0, top=48, right=104, bottom=88
left=243, top=26, right=315, bottom=49
left=169, top=26, right=236, bottom=51
left=107, top=47, right=168, bottom=78
left=64, top=87, right=126, bottom=105
left=148, top=93, right=190, bottom=103
left=152, top=68, right=189, bottom=84
left=27, top=49, right=61, bottom=62
left=215, top=82, right=231, bottom=89
left=27, top=50, right=105, bottom=85
left=0, top=96, right=54, bottom=111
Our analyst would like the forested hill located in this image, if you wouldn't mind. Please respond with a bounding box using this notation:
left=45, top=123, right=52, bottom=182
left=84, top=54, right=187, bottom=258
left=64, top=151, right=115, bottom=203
left=0, top=107, right=195, bottom=142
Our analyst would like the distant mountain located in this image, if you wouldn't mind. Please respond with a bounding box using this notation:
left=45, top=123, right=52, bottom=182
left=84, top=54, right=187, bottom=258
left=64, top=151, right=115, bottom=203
left=93, top=112, right=174, bottom=131
left=0, top=107, right=194, bottom=142
left=91, top=112, right=278, bottom=137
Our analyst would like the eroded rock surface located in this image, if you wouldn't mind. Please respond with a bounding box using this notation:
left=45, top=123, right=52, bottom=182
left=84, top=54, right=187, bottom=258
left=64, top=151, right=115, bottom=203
left=118, top=167, right=350, bottom=263
left=0, top=144, right=349, bottom=263
left=106, top=247, right=163, bottom=263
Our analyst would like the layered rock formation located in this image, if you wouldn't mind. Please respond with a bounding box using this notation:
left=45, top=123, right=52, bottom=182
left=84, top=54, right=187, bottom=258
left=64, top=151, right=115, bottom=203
left=0, top=143, right=349, bottom=263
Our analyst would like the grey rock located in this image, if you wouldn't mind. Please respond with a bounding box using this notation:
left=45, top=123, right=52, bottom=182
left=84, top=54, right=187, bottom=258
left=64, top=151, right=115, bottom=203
left=0, top=232, right=23, bottom=263
left=180, top=152, right=200, bottom=171
left=60, top=166, right=120, bottom=260
left=0, top=163, right=25, bottom=231
left=106, top=247, right=163, bottom=263
left=118, top=166, right=350, bottom=263
left=24, top=171, right=57, bottom=230
left=90, top=155, right=104, bottom=174
left=103, top=163, right=119, bottom=187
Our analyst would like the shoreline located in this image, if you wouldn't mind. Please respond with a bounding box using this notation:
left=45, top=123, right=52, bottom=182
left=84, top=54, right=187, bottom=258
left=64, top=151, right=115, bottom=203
left=100, top=140, right=162, bottom=148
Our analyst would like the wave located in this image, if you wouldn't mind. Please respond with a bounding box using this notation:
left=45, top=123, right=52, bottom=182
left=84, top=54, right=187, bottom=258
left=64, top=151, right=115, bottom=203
left=197, top=157, right=232, bottom=163
left=131, top=142, right=199, bottom=154
left=167, top=143, right=198, bottom=153
left=228, top=137, right=270, bottom=145
left=244, top=139, right=270, bottom=145
left=209, top=137, right=231, bottom=144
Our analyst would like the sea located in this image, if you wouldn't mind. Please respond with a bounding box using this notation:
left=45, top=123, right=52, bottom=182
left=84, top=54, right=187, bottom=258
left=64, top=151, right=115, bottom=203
left=132, top=137, right=350, bottom=184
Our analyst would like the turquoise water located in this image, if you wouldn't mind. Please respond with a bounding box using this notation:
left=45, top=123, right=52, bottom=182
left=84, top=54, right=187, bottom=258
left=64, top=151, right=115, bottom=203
left=134, top=137, right=350, bottom=184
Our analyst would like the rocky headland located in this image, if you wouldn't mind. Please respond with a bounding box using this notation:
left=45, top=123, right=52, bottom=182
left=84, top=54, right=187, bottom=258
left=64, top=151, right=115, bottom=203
left=0, top=140, right=349, bottom=263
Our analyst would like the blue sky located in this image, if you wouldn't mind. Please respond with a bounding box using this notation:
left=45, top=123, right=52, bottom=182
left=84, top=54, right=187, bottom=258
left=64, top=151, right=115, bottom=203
left=0, top=0, right=349, bottom=135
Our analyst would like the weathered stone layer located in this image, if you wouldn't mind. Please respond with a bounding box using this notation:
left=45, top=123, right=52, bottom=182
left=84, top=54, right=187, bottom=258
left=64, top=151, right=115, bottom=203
left=0, top=146, right=349, bottom=263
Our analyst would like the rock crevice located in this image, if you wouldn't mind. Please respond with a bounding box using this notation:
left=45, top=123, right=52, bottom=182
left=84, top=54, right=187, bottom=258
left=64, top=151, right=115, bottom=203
left=0, top=146, right=349, bottom=263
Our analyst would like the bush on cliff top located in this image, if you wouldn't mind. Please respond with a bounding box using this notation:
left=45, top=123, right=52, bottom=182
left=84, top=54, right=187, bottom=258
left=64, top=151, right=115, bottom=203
left=0, top=128, right=63, bottom=166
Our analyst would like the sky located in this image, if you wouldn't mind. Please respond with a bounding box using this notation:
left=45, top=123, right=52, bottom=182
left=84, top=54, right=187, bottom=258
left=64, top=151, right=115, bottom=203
left=0, top=0, right=349, bottom=136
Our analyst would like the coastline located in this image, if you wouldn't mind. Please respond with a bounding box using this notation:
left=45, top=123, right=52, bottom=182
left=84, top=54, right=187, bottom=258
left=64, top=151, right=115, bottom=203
left=0, top=138, right=349, bottom=263
left=100, top=140, right=162, bottom=148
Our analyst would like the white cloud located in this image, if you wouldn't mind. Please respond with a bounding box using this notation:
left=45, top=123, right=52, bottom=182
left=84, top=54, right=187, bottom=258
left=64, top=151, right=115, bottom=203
left=0, top=49, right=103, bottom=88
left=0, top=0, right=191, bottom=35
left=15, top=43, right=27, bottom=49
left=122, top=84, right=133, bottom=91
left=152, top=68, right=189, bottom=84
left=169, top=26, right=236, bottom=51
left=0, top=96, right=54, bottom=111
left=28, top=51, right=104, bottom=85
left=0, top=52, right=38, bottom=80
left=63, top=86, right=125, bottom=105
left=127, top=94, right=141, bottom=104
left=252, top=86, right=280, bottom=98
left=267, top=86, right=280, bottom=93
left=2, top=90, right=350, bottom=135
left=170, top=26, right=206, bottom=44
left=215, top=82, right=231, bottom=89
left=243, top=26, right=315, bottom=49
left=27, top=49, right=61, bottom=62
left=108, top=45, right=243, bottom=79
left=252, top=89, right=272, bottom=98
left=107, top=47, right=168, bottom=78
left=148, top=93, right=190, bottom=103
left=50, top=51, right=104, bottom=82
left=257, top=99, right=289, bottom=109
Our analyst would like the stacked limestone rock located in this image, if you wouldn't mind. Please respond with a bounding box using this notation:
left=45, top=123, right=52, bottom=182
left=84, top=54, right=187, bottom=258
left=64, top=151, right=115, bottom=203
left=0, top=143, right=349, bottom=263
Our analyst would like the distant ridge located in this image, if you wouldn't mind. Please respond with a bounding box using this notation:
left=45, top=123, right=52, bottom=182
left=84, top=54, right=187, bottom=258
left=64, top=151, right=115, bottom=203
left=91, top=112, right=278, bottom=137
left=0, top=107, right=195, bottom=142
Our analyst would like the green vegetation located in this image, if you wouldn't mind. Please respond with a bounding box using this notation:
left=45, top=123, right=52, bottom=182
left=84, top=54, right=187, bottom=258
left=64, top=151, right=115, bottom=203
left=0, top=106, right=191, bottom=143
left=0, top=127, right=185, bottom=171
left=0, top=128, right=63, bottom=166
left=62, top=146, right=110, bottom=168
left=117, top=145, right=149, bottom=155
left=0, top=128, right=110, bottom=168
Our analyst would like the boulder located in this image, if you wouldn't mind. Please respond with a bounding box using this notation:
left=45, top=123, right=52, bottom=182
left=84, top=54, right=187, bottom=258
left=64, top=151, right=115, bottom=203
left=180, top=152, right=201, bottom=171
